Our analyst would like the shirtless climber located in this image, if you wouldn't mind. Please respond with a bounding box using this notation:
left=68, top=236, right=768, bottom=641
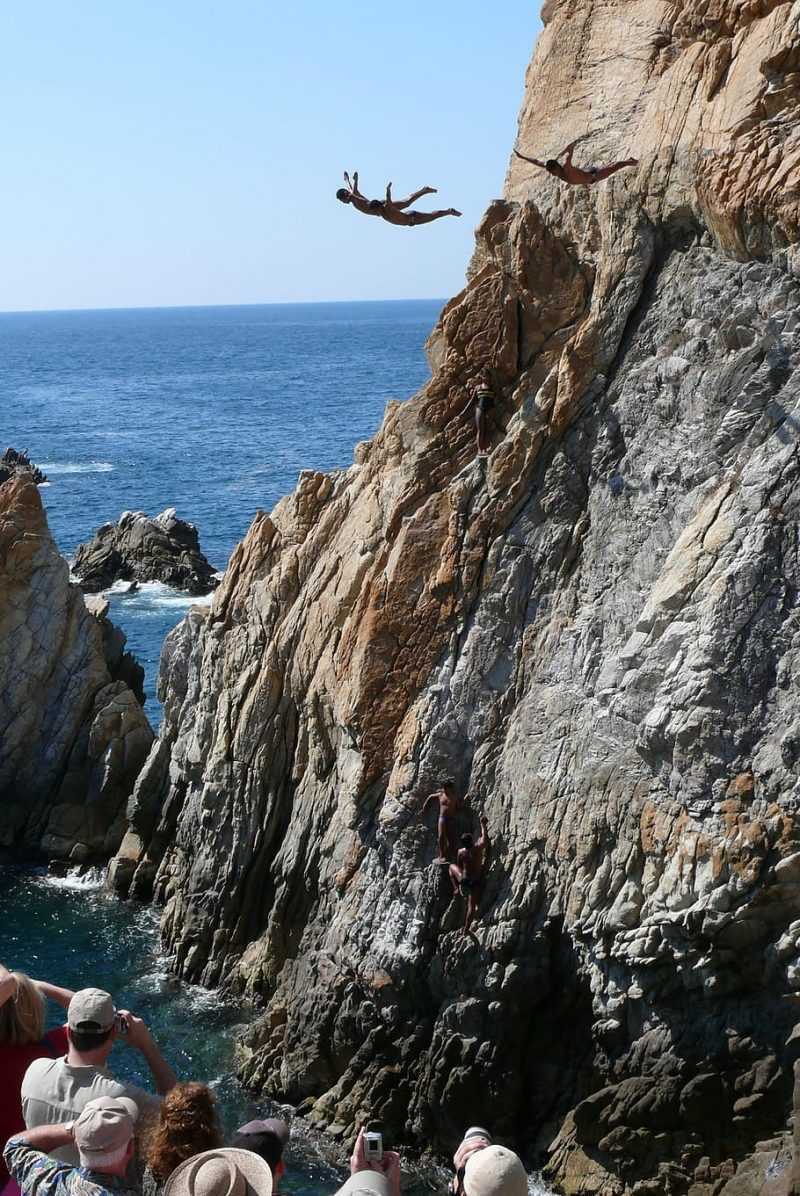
left=473, top=382, right=495, bottom=458
left=422, top=781, right=462, bottom=862
left=336, top=171, right=462, bottom=226
left=449, top=814, right=490, bottom=933
left=513, top=137, right=637, bottom=186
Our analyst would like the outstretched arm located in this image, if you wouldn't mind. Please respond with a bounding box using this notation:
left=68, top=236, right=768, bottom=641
left=344, top=170, right=366, bottom=198
left=559, top=134, right=590, bottom=164
left=422, top=792, right=438, bottom=815
left=34, top=981, right=75, bottom=1009
left=476, top=815, right=490, bottom=851
left=513, top=149, right=546, bottom=169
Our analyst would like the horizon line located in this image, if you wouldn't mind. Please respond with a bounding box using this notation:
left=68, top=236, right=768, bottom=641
left=0, top=295, right=448, bottom=317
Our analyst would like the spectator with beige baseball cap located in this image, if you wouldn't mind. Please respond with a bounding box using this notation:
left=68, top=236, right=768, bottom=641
left=21, top=988, right=177, bottom=1164
left=4, top=1095, right=139, bottom=1196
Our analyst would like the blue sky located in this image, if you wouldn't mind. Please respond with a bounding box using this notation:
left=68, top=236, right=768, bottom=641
left=0, top=2, right=541, bottom=311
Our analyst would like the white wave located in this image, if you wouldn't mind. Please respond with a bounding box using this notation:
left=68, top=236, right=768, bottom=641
left=528, top=1176, right=555, bottom=1196
left=39, top=481, right=51, bottom=488
left=106, top=579, right=214, bottom=608
left=134, top=968, right=177, bottom=993
left=40, top=461, right=114, bottom=475
left=38, top=866, right=105, bottom=892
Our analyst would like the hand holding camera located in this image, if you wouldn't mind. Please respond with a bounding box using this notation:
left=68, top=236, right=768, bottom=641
left=350, top=1127, right=401, bottom=1196
left=452, top=1127, right=492, bottom=1195
left=114, top=1009, right=153, bottom=1051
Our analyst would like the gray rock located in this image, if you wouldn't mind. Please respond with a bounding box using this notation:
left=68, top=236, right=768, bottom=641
left=0, top=447, right=46, bottom=486
left=73, top=507, right=219, bottom=595
left=0, top=478, right=153, bottom=860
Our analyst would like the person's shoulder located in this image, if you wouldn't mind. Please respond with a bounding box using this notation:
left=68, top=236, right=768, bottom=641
left=22, top=1054, right=62, bottom=1085
left=79, top=1170, right=127, bottom=1196
left=87, top=1072, right=129, bottom=1098
left=116, top=1080, right=161, bottom=1113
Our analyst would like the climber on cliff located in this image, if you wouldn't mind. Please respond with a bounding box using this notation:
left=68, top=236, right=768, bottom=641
left=449, top=815, right=490, bottom=933
left=336, top=171, right=462, bottom=227
left=422, top=781, right=462, bottom=862
left=473, top=382, right=496, bottom=458
left=513, top=137, right=637, bottom=186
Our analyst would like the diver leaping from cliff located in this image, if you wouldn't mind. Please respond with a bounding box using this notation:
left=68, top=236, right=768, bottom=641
left=513, top=137, right=637, bottom=186
left=336, top=171, right=462, bottom=226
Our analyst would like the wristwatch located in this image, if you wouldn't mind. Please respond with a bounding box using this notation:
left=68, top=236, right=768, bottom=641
left=64, top=1123, right=75, bottom=1141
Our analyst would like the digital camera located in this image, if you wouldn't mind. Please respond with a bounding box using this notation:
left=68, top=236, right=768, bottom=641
left=364, top=1131, right=383, bottom=1163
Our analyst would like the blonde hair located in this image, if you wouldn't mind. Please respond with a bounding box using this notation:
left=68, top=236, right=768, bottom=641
left=0, top=972, right=46, bottom=1046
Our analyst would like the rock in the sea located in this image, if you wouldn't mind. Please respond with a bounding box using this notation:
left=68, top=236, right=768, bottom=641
left=111, top=2, right=800, bottom=1193
left=0, top=478, right=153, bottom=861
left=73, top=507, right=218, bottom=596
left=0, top=448, right=46, bottom=486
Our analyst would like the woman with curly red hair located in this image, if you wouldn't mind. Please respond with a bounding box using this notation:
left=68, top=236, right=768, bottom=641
left=142, top=1082, right=222, bottom=1196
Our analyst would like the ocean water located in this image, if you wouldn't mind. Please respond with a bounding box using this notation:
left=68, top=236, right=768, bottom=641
left=0, top=301, right=440, bottom=1183
left=1, top=300, right=441, bottom=720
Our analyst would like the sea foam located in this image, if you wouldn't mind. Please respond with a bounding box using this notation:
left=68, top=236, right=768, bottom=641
left=106, top=579, right=214, bottom=608
left=37, top=866, right=106, bottom=892
left=40, top=461, right=114, bottom=475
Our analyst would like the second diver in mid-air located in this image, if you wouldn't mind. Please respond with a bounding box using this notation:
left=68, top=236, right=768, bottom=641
left=337, top=171, right=462, bottom=226
left=514, top=137, right=637, bottom=186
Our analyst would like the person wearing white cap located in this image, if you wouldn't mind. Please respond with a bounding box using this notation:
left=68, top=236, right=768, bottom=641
left=21, top=988, right=177, bottom=1165
left=3, top=1096, right=139, bottom=1196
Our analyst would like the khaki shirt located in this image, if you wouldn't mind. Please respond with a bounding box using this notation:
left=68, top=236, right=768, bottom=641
left=21, top=1057, right=160, bottom=1165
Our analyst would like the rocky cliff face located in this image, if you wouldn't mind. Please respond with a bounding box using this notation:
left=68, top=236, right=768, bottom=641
left=114, top=3, right=800, bottom=1193
left=0, top=479, right=153, bottom=861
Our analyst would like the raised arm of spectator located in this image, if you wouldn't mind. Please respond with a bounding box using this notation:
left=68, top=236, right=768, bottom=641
left=120, top=1012, right=178, bottom=1094
left=1, top=965, right=75, bottom=1012
left=33, top=980, right=75, bottom=1009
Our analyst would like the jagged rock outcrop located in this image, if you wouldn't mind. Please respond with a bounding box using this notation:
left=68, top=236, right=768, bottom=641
left=84, top=595, right=146, bottom=706
left=0, top=448, right=46, bottom=486
left=0, top=478, right=153, bottom=861
left=73, top=508, right=218, bottom=596
left=112, top=3, right=800, bottom=1193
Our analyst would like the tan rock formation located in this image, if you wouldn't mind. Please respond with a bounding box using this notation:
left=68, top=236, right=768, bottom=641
left=114, top=2, right=800, bottom=1192
left=0, top=478, right=153, bottom=860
